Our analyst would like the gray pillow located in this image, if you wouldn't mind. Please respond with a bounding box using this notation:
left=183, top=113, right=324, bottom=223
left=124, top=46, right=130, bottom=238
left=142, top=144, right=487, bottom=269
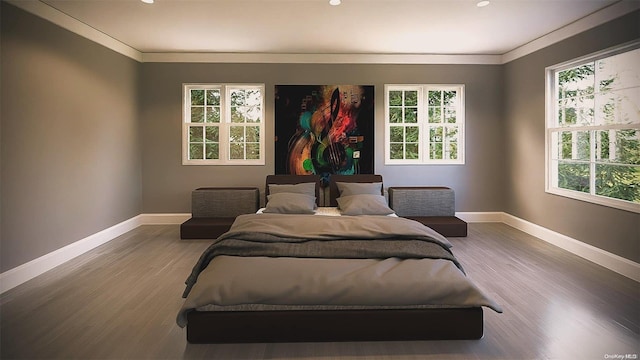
left=269, top=182, right=316, bottom=197
left=336, top=194, right=395, bottom=216
left=336, top=182, right=383, bottom=196
left=263, top=193, right=316, bottom=214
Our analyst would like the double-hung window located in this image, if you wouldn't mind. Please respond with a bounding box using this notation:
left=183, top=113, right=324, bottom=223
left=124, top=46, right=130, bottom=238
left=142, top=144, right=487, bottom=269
left=546, top=42, right=640, bottom=212
left=183, top=84, right=265, bottom=165
left=385, top=85, right=465, bottom=164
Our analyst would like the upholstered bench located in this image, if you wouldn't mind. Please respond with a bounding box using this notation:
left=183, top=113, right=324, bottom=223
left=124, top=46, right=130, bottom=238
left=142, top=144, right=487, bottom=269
left=180, top=187, right=260, bottom=239
left=388, top=187, right=467, bottom=237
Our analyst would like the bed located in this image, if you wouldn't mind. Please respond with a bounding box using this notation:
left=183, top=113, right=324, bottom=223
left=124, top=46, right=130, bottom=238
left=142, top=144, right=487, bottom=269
left=177, top=174, right=502, bottom=343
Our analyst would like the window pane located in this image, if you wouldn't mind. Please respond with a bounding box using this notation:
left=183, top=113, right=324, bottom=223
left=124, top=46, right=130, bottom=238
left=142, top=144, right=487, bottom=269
left=558, top=162, right=590, bottom=193
left=406, top=126, right=419, bottom=142
left=404, top=107, right=418, bottom=123
left=205, top=126, right=218, bottom=143
left=598, top=129, right=640, bottom=165
left=229, top=126, right=244, bottom=142
left=443, top=91, right=456, bottom=106
left=595, top=164, right=640, bottom=203
left=430, top=143, right=443, bottom=160
left=246, top=143, right=260, bottom=160
left=229, top=143, right=245, bottom=159
left=406, top=143, right=419, bottom=159
left=429, top=107, right=441, bottom=123
left=206, top=106, right=220, bottom=123
left=448, top=143, right=458, bottom=160
left=576, top=131, right=590, bottom=161
left=390, top=126, right=404, bottom=142
left=189, top=126, right=203, bottom=142
left=191, top=89, right=205, bottom=106
left=246, top=126, right=260, bottom=143
left=557, top=64, right=595, bottom=98
left=560, top=131, right=572, bottom=159
left=390, top=143, right=404, bottom=159
left=446, top=127, right=458, bottom=143
left=428, top=91, right=441, bottom=106
left=205, top=143, right=219, bottom=160
left=596, top=48, right=640, bottom=92
left=206, top=89, right=220, bottom=106
left=191, top=107, right=204, bottom=123
left=595, top=88, right=640, bottom=125
left=189, top=143, right=203, bottom=160
left=244, top=89, right=262, bottom=107
left=430, top=126, right=443, bottom=143
left=445, top=108, right=456, bottom=123
left=230, top=90, right=246, bottom=106
left=389, top=91, right=403, bottom=106
left=231, top=107, right=244, bottom=123
left=389, top=108, right=403, bottom=123
left=404, top=91, right=418, bottom=106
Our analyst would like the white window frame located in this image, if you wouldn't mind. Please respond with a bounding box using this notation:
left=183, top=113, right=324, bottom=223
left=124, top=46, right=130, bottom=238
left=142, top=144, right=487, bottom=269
left=182, top=83, right=265, bottom=165
left=545, top=41, right=640, bottom=213
left=384, top=84, right=465, bottom=165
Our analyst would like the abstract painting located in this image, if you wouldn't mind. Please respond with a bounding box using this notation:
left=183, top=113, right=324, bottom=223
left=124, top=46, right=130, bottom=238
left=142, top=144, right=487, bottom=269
left=275, top=85, right=374, bottom=185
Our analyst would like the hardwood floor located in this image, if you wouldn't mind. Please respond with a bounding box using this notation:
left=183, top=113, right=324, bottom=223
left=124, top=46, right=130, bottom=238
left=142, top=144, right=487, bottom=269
left=1, top=223, right=638, bottom=359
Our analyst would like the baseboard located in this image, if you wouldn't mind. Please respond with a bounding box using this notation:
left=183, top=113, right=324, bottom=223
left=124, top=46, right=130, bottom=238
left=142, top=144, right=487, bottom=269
left=2, top=211, right=637, bottom=294
left=501, top=213, right=640, bottom=282
left=0, top=215, right=145, bottom=294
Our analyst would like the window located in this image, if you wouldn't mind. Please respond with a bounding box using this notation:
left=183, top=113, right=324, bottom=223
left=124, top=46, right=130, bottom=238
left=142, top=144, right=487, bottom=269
left=546, top=42, right=640, bottom=213
left=183, top=84, right=265, bottom=165
left=385, top=85, right=465, bottom=164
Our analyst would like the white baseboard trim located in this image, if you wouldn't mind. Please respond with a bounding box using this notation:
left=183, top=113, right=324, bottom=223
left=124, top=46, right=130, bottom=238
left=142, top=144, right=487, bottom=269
left=2, top=211, right=638, bottom=294
left=0, top=215, right=145, bottom=294
left=500, top=213, right=640, bottom=283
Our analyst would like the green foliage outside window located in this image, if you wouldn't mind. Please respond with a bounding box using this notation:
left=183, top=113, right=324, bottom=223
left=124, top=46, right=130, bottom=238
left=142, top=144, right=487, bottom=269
left=554, top=49, right=640, bottom=204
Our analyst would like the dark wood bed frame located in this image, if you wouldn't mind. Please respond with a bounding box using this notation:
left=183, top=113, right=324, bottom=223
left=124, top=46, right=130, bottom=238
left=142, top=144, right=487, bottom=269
left=185, top=174, right=484, bottom=343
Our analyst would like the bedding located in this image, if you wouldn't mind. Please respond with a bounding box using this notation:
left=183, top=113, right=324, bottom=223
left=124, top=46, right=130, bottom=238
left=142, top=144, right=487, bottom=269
left=262, top=193, right=317, bottom=214
left=178, top=173, right=502, bottom=342
left=177, top=213, right=502, bottom=327
left=336, top=194, right=395, bottom=215
left=336, top=181, right=383, bottom=196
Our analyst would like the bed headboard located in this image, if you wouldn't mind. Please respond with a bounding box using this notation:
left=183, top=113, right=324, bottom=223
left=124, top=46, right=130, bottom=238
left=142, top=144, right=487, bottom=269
left=328, top=174, right=383, bottom=207
left=265, top=174, right=322, bottom=206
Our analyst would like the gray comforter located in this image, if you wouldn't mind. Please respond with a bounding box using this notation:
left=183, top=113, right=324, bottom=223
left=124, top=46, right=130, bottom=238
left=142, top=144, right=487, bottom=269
left=183, top=213, right=458, bottom=297
left=177, top=214, right=502, bottom=327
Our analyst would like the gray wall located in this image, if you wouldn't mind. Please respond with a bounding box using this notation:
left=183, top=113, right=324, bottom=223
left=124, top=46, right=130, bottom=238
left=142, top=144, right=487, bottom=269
left=140, top=64, right=504, bottom=212
left=0, top=3, right=142, bottom=272
left=503, top=11, right=640, bottom=263
left=1, top=2, right=638, bottom=274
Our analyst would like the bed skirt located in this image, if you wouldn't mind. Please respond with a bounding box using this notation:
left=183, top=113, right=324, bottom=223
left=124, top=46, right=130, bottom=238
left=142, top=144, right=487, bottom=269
left=186, top=307, right=483, bottom=343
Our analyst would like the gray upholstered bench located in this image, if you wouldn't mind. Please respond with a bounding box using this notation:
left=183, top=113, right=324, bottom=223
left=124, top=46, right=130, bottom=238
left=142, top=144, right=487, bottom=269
left=180, top=187, right=260, bottom=239
left=388, top=187, right=467, bottom=237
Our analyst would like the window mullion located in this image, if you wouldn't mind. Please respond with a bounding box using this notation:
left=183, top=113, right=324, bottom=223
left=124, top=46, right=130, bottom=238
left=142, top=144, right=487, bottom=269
left=589, top=130, right=597, bottom=196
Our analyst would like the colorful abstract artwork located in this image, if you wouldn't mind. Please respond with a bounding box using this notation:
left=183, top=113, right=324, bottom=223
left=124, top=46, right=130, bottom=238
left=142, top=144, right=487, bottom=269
left=275, top=85, right=374, bottom=185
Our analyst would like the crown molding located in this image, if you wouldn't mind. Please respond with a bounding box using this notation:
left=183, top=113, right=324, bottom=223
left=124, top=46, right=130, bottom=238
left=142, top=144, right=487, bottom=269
left=8, top=0, right=639, bottom=65
left=501, top=0, right=640, bottom=64
left=7, top=0, right=143, bottom=62
left=141, top=52, right=503, bottom=64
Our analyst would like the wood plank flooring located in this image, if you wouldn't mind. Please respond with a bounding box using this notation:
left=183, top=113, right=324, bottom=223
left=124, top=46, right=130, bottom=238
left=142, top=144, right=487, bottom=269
left=1, top=223, right=638, bottom=359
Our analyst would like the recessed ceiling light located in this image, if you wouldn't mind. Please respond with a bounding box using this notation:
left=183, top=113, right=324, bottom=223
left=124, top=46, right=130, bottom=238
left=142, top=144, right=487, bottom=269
left=141, top=0, right=154, bottom=4
left=477, top=1, right=490, bottom=7
left=329, top=0, right=341, bottom=6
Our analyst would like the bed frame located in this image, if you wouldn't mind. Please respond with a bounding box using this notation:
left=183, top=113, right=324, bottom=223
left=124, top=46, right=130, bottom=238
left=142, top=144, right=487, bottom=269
left=185, top=174, right=484, bottom=343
